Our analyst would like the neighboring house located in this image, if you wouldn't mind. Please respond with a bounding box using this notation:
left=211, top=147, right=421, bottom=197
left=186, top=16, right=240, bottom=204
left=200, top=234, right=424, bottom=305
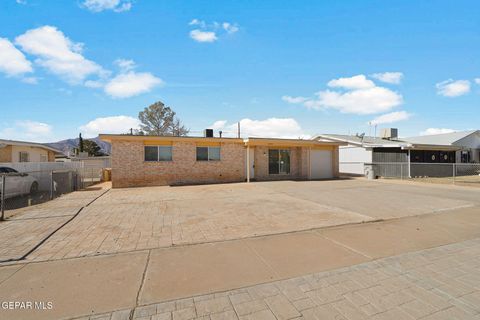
left=99, top=133, right=343, bottom=188
left=0, top=139, right=62, bottom=163
left=403, top=130, right=480, bottom=164
left=315, top=129, right=473, bottom=178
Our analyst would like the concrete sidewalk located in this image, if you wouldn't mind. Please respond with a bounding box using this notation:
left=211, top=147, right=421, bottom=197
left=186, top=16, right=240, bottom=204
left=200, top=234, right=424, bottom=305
left=1, top=206, right=480, bottom=320
left=95, top=237, right=480, bottom=320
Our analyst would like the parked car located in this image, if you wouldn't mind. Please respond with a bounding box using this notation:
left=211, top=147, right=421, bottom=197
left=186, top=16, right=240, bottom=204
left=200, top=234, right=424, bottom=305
left=0, top=167, right=39, bottom=199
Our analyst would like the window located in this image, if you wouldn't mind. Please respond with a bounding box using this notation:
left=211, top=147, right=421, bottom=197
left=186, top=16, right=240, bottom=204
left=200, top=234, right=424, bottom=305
left=144, top=146, right=172, bottom=162
left=461, top=151, right=471, bottom=163
left=158, top=146, right=173, bottom=161
left=196, top=146, right=220, bottom=161
left=19, top=152, right=29, bottom=162
left=268, top=149, right=290, bottom=174
left=208, top=147, right=220, bottom=161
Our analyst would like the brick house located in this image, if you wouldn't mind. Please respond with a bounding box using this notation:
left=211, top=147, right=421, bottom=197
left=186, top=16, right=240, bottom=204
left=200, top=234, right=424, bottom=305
left=99, top=134, right=343, bottom=188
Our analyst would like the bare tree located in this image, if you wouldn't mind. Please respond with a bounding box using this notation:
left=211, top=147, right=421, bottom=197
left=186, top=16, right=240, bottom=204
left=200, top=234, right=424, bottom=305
left=138, top=101, right=189, bottom=136
left=171, top=118, right=189, bottom=137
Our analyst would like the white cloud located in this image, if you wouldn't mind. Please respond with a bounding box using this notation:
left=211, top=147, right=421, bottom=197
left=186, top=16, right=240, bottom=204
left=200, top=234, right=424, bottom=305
left=81, top=0, right=132, bottom=12
left=211, top=120, right=227, bottom=130
left=371, top=72, right=403, bottom=84
left=282, top=95, right=308, bottom=104
left=17, top=120, right=52, bottom=136
left=420, top=128, right=456, bottom=136
left=3, top=27, right=162, bottom=99
left=474, top=78, right=480, bottom=85
left=0, top=120, right=53, bottom=142
left=189, top=19, right=206, bottom=28
left=285, top=74, right=403, bottom=115
left=16, top=0, right=27, bottom=4
left=114, top=58, right=135, bottom=72
left=210, top=118, right=309, bottom=139
left=306, top=87, right=402, bottom=114
left=189, top=30, right=218, bottom=43
left=327, top=75, right=375, bottom=89
left=104, top=72, right=163, bottom=98
left=436, top=79, right=470, bottom=97
left=222, top=22, right=239, bottom=34
left=15, top=25, right=105, bottom=84
left=79, top=115, right=140, bottom=137
left=188, top=19, right=239, bottom=42
left=0, top=37, right=33, bottom=77
left=370, top=111, right=411, bottom=125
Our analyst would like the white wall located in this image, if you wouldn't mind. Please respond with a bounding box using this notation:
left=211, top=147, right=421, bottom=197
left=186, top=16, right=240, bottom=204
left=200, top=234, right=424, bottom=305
left=11, top=145, right=49, bottom=162
left=454, top=132, right=480, bottom=162
left=338, top=145, right=372, bottom=174
left=0, top=162, right=84, bottom=191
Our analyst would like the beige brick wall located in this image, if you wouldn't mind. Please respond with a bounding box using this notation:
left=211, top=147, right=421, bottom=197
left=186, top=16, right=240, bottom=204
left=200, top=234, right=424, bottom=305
left=111, top=140, right=246, bottom=188
left=0, top=145, right=12, bottom=162
left=110, top=139, right=339, bottom=188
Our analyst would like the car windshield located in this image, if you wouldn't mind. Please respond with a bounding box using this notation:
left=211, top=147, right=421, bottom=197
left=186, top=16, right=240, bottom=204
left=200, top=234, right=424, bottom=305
left=0, top=167, right=18, bottom=173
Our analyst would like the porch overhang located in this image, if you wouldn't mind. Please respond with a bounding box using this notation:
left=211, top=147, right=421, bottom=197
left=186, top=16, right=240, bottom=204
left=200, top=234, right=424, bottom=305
left=244, top=137, right=346, bottom=148
left=401, top=144, right=462, bottom=151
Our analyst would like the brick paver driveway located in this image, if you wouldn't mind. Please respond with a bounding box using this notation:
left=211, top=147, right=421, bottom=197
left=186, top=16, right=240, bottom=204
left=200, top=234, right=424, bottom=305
left=2, top=179, right=480, bottom=263
left=1, top=179, right=480, bottom=320
left=0, top=184, right=109, bottom=262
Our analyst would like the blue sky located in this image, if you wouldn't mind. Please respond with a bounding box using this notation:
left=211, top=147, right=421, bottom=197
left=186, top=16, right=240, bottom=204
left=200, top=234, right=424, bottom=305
left=0, top=0, right=479, bottom=142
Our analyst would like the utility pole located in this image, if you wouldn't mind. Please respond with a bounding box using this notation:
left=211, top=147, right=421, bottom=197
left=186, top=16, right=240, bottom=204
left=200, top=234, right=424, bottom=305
left=237, top=122, right=241, bottom=138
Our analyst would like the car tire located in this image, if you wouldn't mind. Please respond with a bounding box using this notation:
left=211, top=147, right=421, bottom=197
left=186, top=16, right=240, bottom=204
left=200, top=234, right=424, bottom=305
left=30, top=181, right=39, bottom=194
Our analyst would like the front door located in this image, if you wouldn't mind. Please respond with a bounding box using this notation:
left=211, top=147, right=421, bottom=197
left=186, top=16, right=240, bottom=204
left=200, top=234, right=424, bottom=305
left=268, top=149, right=291, bottom=175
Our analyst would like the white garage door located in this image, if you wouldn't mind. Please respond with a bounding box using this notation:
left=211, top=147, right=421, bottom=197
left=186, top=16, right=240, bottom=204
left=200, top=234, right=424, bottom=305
left=310, top=149, right=333, bottom=179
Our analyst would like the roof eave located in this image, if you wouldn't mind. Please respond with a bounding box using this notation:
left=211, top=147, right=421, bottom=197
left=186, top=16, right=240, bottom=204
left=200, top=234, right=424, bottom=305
left=0, top=139, right=63, bottom=154
left=99, top=134, right=244, bottom=144
left=314, top=135, right=362, bottom=146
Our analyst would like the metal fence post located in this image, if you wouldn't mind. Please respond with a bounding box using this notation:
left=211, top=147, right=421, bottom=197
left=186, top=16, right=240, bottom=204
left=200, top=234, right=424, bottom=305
left=50, top=170, right=54, bottom=200
left=453, top=163, right=456, bottom=185
left=1, top=175, right=5, bottom=221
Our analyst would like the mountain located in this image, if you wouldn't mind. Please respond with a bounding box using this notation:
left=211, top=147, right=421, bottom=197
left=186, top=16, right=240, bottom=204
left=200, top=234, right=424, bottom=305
left=47, top=136, right=111, bottom=156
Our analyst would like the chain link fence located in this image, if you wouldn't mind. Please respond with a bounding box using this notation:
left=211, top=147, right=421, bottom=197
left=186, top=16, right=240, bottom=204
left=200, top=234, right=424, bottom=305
left=0, top=163, right=109, bottom=220
left=356, top=162, right=480, bottom=186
